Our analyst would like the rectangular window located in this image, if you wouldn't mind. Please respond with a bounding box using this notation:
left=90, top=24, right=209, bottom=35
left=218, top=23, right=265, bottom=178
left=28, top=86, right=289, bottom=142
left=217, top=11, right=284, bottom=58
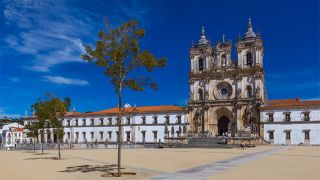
left=108, top=118, right=112, bottom=125
left=108, top=131, right=112, bottom=139
left=153, top=116, right=157, bottom=124
left=177, top=116, right=182, bottom=124
left=82, top=132, right=86, bottom=140
left=303, top=112, right=310, bottom=121
left=126, top=132, right=130, bottom=142
left=90, top=132, right=94, bottom=139
left=142, top=117, right=146, bottom=124
left=100, top=131, right=103, bottom=140
left=90, top=119, right=94, bottom=126
left=153, top=131, right=157, bottom=140
left=286, top=131, right=291, bottom=140
left=67, top=132, right=70, bottom=139
left=75, top=120, right=78, bottom=127
left=269, top=131, right=274, bottom=140
left=75, top=132, right=79, bottom=139
left=165, top=116, right=170, bottom=124
left=100, top=118, right=104, bottom=126
left=126, top=117, right=130, bottom=125
left=268, top=114, right=274, bottom=122
left=142, top=131, right=146, bottom=143
left=284, top=113, right=291, bottom=122
left=67, top=120, right=70, bottom=126
left=304, top=131, right=310, bottom=140
left=82, top=119, right=86, bottom=126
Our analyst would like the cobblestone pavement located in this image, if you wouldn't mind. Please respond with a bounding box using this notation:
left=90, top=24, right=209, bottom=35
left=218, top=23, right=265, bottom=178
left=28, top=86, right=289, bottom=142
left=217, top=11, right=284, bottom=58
left=152, top=146, right=289, bottom=180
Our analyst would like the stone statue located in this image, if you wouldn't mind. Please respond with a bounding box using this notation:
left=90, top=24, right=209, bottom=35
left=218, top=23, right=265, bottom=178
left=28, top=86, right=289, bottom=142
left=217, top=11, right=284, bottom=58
left=237, top=88, right=241, bottom=98
left=256, top=87, right=261, bottom=98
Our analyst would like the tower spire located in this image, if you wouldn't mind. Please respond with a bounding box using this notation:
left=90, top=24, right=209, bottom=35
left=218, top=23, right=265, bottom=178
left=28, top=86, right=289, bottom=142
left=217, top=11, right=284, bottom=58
left=248, top=17, right=253, bottom=33
left=198, top=26, right=209, bottom=45
left=244, top=17, right=256, bottom=38
left=201, top=26, right=206, bottom=37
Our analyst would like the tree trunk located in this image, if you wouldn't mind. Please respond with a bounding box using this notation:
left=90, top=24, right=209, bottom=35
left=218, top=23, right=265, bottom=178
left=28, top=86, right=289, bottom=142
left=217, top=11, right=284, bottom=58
left=33, top=137, right=36, bottom=152
left=58, top=138, right=61, bottom=159
left=117, top=90, right=122, bottom=177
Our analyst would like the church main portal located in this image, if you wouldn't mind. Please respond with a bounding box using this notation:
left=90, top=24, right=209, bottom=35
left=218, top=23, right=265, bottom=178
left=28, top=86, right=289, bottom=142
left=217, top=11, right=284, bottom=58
left=218, top=116, right=230, bottom=135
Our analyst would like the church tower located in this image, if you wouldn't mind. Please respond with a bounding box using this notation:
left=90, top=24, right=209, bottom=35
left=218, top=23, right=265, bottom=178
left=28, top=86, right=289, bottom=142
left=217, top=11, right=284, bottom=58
left=188, top=19, right=266, bottom=137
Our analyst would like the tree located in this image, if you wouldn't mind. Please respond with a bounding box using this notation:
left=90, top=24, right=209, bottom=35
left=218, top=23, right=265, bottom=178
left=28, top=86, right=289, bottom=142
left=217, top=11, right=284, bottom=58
left=32, top=94, right=69, bottom=159
left=24, top=122, right=40, bottom=152
left=64, top=97, right=71, bottom=111
left=46, top=96, right=68, bottom=159
left=82, top=19, right=167, bottom=176
left=32, top=99, right=48, bottom=155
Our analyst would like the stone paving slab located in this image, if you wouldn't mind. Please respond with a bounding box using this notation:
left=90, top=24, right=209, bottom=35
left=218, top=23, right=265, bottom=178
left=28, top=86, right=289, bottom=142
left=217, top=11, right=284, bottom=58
left=152, top=146, right=289, bottom=180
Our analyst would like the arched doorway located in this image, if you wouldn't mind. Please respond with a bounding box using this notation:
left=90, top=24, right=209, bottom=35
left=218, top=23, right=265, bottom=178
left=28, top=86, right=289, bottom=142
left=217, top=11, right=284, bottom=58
left=218, top=116, right=230, bottom=135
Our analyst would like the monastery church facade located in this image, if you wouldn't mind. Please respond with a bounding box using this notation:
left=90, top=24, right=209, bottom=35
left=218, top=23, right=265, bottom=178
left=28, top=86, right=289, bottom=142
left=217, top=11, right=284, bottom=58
left=188, top=18, right=265, bottom=136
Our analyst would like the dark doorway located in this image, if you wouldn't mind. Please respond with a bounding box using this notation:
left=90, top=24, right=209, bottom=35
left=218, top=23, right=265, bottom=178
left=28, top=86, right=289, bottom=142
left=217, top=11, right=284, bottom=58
left=53, top=133, right=58, bottom=143
left=218, top=116, right=230, bottom=135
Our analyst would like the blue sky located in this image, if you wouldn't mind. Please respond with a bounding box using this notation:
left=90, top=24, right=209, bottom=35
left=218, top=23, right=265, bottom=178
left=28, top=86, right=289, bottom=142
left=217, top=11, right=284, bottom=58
left=0, top=0, right=319, bottom=118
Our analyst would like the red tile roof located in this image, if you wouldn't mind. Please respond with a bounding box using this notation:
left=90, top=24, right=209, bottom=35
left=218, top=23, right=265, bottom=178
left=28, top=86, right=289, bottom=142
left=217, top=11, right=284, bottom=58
left=23, top=105, right=185, bottom=119
left=84, top=105, right=185, bottom=116
left=11, top=127, right=24, bottom=131
left=260, top=98, right=320, bottom=110
left=24, top=111, right=81, bottom=120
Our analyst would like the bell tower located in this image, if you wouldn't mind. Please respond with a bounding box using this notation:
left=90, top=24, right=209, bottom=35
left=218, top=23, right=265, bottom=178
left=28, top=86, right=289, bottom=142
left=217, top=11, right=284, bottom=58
left=237, top=18, right=264, bottom=69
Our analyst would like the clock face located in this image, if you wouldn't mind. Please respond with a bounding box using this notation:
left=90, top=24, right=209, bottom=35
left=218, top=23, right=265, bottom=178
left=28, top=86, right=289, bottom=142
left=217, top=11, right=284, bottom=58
left=215, top=82, right=232, bottom=99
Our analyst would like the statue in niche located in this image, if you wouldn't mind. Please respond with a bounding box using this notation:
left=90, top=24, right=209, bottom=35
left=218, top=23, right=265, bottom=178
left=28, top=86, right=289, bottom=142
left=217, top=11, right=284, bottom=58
left=243, top=106, right=253, bottom=128
left=256, top=87, right=261, bottom=98
left=189, top=91, right=194, bottom=100
left=237, top=88, right=241, bottom=98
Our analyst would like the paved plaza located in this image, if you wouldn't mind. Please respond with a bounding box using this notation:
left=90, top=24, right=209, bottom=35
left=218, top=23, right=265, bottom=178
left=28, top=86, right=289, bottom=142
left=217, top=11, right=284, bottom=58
left=0, top=146, right=319, bottom=180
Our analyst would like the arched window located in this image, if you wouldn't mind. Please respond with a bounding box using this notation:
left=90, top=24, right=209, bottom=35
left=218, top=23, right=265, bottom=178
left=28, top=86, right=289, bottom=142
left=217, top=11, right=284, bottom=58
left=221, top=54, right=226, bottom=66
left=198, top=58, right=204, bottom=71
left=198, top=89, right=203, bottom=100
left=247, top=86, right=252, bottom=98
left=247, top=53, right=252, bottom=67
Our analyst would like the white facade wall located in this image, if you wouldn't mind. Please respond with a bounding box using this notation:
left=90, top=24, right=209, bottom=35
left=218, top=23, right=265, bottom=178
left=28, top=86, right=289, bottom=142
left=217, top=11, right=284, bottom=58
left=62, top=112, right=187, bottom=144
left=261, top=108, right=320, bottom=145
left=263, top=123, right=320, bottom=145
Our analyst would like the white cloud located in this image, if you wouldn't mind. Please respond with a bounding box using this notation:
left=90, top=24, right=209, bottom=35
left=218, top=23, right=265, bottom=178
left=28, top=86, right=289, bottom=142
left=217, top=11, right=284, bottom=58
left=44, top=76, right=89, bottom=86
left=3, top=0, right=88, bottom=72
left=2, top=0, right=149, bottom=72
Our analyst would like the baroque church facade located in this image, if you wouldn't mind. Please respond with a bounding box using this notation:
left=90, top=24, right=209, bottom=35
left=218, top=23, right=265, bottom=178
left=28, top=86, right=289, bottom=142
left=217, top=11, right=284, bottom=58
left=188, top=19, right=266, bottom=136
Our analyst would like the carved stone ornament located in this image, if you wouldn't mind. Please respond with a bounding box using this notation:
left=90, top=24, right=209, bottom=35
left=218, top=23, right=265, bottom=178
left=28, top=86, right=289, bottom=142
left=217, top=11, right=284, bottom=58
left=255, top=72, right=263, bottom=79
left=237, top=88, right=242, bottom=98
left=236, top=75, right=242, bottom=81
left=205, top=91, right=209, bottom=100
left=256, top=87, right=261, bottom=98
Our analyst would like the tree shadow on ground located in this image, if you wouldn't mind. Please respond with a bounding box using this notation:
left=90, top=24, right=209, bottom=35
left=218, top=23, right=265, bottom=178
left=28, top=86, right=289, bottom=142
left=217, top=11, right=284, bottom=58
left=32, top=152, right=50, bottom=155
left=59, top=164, right=121, bottom=173
left=25, top=157, right=62, bottom=160
left=59, top=165, right=137, bottom=177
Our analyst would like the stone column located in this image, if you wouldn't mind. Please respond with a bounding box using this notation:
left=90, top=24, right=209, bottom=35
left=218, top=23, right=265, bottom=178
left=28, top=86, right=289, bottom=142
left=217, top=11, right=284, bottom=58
left=50, top=130, right=54, bottom=143
left=237, top=109, right=242, bottom=131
